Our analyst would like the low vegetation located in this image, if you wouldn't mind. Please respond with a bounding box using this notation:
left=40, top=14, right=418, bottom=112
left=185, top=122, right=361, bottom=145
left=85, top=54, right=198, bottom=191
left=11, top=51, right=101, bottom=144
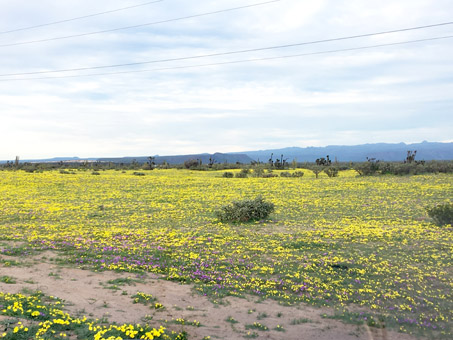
left=216, top=196, right=275, bottom=223
left=0, top=169, right=451, bottom=339
left=427, top=203, right=453, bottom=226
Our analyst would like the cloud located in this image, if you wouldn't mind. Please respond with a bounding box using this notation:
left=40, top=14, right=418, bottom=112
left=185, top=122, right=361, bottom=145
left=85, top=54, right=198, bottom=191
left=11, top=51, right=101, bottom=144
left=1, top=0, right=453, bottom=159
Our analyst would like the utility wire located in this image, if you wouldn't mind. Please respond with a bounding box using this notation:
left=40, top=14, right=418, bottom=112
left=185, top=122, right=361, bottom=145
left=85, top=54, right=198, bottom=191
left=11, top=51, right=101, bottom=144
left=0, top=1, right=164, bottom=35
left=1, top=20, right=452, bottom=77
left=2, top=35, right=452, bottom=82
left=0, top=0, right=281, bottom=47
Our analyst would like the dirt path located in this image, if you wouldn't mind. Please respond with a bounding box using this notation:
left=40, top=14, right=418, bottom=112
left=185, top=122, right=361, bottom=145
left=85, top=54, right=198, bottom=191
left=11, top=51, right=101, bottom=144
left=0, top=252, right=420, bottom=340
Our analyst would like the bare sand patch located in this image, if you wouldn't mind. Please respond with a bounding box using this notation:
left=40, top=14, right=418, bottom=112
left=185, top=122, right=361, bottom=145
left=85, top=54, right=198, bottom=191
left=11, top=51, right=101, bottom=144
left=0, top=251, right=422, bottom=340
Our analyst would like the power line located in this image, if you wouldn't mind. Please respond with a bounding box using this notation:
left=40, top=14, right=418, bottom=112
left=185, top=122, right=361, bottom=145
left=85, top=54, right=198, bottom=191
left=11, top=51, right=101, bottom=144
left=1, top=20, right=453, bottom=77
left=0, top=0, right=281, bottom=47
left=0, top=1, right=164, bottom=35
left=3, top=35, right=452, bottom=81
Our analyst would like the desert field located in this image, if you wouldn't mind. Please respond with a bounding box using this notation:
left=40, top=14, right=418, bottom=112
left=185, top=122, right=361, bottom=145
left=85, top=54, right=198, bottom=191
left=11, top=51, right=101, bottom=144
left=0, top=169, right=451, bottom=339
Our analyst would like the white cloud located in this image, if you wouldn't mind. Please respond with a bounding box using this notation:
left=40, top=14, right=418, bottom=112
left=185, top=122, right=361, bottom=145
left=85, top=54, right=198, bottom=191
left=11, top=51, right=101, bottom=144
left=1, top=0, right=452, bottom=159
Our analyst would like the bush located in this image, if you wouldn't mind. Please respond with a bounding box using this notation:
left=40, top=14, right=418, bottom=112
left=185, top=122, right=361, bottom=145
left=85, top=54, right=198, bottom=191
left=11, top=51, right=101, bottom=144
left=235, top=171, right=248, bottom=178
left=133, top=172, right=146, bottom=176
left=252, top=166, right=265, bottom=178
left=216, top=196, right=275, bottom=223
left=222, top=172, right=234, bottom=178
left=292, top=171, right=304, bottom=177
left=280, top=172, right=292, bottom=177
left=184, top=159, right=200, bottom=169
left=261, top=172, right=278, bottom=178
left=354, top=162, right=380, bottom=176
left=324, top=167, right=339, bottom=178
left=427, top=203, right=453, bottom=226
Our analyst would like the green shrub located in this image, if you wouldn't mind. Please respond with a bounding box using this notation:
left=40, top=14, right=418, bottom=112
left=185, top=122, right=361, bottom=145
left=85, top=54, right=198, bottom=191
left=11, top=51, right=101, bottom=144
left=261, top=172, right=278, bottom=178
left=216, top=196, right=275, bottom=223
left=252, top=166, right=265, bottom=178
left=354, top=162, right=380, bottom=176
left=324, top=167, right=339, bottom=178
left=427, top=203, right=453, bottom=226
left=235, top=171, right=248, bottom=178
left=292, top=171, right=304, bottom=177
left=184, top=159, right=200, bottom=169
left=222, top=172, right=234, bottom=178
left=133, top=172, right=145, bottom=176
left=280, top=172, right=292, bottom=177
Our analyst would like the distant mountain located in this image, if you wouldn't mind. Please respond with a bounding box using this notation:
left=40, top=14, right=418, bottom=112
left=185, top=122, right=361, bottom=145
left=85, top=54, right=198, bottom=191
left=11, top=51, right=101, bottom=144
left=239, top=141, right=453, bottom=162
left=2, top=142, right=451, bottom=165
left=98, top=152, right=254, bottom=165
left=0, top=156, right=97, bottom=164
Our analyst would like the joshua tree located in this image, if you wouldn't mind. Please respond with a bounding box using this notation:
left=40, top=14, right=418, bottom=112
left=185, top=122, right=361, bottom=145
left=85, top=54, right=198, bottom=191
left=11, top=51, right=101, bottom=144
left=315, top=155, right=332, bottom=166
left=147, top=156, right=155, bottom=170
left=405, top=150, right=417, bottom=164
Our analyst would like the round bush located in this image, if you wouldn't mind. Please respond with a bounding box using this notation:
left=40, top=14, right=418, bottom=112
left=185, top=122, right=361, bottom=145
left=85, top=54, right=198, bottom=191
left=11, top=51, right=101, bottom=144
left=427, top=203, right=453, bottom=226
left=216, top=196, right=275, bottom=223
left=235, top=172, right=248, bottom=178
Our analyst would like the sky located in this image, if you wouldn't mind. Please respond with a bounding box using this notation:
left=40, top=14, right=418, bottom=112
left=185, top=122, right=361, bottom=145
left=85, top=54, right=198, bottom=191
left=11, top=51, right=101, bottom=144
left=1, top=0, right=452, bottom=160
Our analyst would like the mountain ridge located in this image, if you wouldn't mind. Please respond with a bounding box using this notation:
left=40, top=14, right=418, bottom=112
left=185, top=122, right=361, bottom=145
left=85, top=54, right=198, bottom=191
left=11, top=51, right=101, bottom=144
left=1, top=141, right=452, bottom=164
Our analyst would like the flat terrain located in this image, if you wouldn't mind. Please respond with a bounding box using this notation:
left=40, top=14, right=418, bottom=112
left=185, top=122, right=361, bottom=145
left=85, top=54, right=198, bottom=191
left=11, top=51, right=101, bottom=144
left=1, top=247, right=421, bottom=340
left=0, top=169, right=451, bottom=339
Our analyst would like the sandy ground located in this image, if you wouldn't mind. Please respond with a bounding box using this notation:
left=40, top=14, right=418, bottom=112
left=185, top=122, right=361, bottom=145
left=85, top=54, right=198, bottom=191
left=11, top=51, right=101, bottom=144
left=0, top=249, right=422, bottom=340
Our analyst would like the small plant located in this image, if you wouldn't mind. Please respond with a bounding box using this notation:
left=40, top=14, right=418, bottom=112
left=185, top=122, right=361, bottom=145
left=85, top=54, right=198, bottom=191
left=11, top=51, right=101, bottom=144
left=107, top=277, right=139, bottom=286
left=132, top=292, right=156, bottom=304
left=226, top=316, right=239, bottom=324
left=244, top=331, right=259, bottom=338
left=153, top=302, right=165, bottom=310
left=175, top=331, right=189, bottom=340
left=245, top=322, right=268, bottom=331
left=91, top=171, right=100, bottom=175
left=222, top=172, right=234, bottom=178
left=0, top=259, right=19, bottom=267
left=290, top=318, right=312, bottom=325
left=257, top=312, right=268, bottom=320
left=274, top=324, right=285, bottom=332
left=174, top=318, right=200, bottom=327
left=216, top=196, right=274, bottom=223
left=0, top=276, right=16, bottom=284
left=427, top=203, right=453, bottom=226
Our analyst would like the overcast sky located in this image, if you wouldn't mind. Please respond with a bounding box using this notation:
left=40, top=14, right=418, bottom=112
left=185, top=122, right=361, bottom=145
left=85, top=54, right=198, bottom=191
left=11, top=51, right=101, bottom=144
left=1, top=0, right=452, bottom=159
